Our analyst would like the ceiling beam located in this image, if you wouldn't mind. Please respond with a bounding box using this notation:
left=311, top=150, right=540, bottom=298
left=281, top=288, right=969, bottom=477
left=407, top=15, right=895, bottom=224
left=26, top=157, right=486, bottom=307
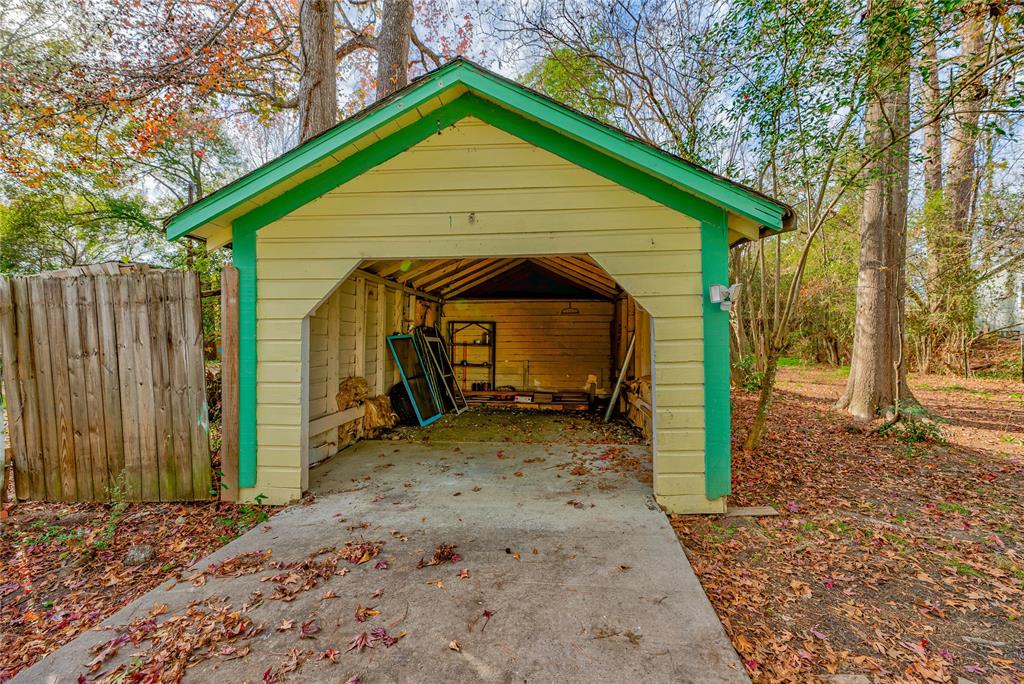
left=547, top=256, right=618, bottom=289
left=443, top=259, right=527, bottom=298
left=418, top=258, right=496, bottom=292
left=532, top=258, right=618, bottom=297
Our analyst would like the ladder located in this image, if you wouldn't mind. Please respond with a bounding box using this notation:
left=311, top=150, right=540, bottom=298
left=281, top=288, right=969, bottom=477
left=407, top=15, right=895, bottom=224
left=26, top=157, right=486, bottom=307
left=414, top=326, right=469, bottom=415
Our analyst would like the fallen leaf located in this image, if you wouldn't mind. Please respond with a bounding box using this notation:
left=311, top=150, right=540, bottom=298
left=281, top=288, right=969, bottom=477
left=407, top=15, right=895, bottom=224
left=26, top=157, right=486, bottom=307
left=347, top=632, right=371, bottom=652
left=448, top=639, right=461, bottom=652
left=354, top=605, right=380, bottom=623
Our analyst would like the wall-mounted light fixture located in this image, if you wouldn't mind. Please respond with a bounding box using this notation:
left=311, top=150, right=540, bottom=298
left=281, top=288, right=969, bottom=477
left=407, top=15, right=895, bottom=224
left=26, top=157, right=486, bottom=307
left=709, top=283, right=742, bottom=312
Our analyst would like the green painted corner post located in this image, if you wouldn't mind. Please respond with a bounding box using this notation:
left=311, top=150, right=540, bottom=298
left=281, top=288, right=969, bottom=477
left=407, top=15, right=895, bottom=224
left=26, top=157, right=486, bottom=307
left=701, top=210, right=732, bottom=501
left=232, top=224, right=258, bottom=489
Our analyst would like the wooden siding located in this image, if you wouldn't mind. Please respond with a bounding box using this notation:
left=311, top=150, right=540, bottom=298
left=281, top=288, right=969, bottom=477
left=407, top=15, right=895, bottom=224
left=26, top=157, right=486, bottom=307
left=442, top=299, right=612, bottom=391
left=251, top=117, right=718, bottom=513
left=305, top=272, right=433, bottom=461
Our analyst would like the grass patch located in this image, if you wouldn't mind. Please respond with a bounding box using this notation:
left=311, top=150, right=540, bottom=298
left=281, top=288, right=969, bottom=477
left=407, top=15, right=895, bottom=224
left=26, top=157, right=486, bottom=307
left=938, top=501, right=970, bottom=515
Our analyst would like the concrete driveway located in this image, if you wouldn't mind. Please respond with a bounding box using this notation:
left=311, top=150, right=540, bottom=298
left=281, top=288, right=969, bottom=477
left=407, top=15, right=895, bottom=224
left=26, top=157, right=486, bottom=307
left=18, top=432, right=747, bottom=683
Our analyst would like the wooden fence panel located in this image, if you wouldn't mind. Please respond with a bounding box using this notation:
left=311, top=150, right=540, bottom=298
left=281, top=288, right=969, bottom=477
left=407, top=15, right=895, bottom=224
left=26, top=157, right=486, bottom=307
left=11, top=279, right=43, bottom=499
left=0, top=267, right=211, bottom=502
left=112, top=274, right=143, bottom=500
left=94, top=275, right=124, bottom=493
left=78, top=277, right=110, bottom=499
left=183, top=272, right=211, bottom=500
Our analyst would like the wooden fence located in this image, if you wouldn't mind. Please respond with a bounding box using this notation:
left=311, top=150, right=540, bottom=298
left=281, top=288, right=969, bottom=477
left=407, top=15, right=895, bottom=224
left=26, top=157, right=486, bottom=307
left=0, top=264, right=211, bottom=502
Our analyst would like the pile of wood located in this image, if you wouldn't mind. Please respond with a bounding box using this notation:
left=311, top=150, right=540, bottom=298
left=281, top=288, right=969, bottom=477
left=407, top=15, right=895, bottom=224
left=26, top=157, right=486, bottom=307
left=334, top=377, right=397, bottom=444
left=362, top=396, right=397, bottom=437
left=622, top=376, right=652, bottom=438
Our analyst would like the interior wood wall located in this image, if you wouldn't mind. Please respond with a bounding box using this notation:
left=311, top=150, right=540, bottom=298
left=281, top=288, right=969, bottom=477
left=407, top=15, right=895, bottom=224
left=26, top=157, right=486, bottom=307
left=612, top=292, right=653, bottom=437
left=442, top=299, right=613, bottom=392
left=306, top=271, right=435, bottom=462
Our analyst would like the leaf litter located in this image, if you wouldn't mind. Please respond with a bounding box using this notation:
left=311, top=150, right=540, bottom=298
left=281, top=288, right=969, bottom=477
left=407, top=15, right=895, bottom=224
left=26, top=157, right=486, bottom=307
left=674, top=367, right=1024, bottom=683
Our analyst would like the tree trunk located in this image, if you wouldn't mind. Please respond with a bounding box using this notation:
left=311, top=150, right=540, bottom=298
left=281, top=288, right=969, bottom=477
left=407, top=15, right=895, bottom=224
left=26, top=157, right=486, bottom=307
left=920, top=25, right=944, bottom=321
left=376, top=0, right=413, bottom=99
left=937, top=4, right=988, bottom=369
left=836, top=0, right=913, bottom=421
left=743, top=351, right=778, bottom=453
left=298, top=0, right=337, bottom=143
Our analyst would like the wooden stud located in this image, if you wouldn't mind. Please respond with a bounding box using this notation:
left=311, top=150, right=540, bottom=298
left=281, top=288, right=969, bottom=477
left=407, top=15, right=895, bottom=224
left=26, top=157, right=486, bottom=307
left=375, top=283, right=386, bottom=394
left=220, top=266, right=240, bottom=502
left=354, top=276, right=366, bottom=378
left=391, top=287, right=402, bottom=384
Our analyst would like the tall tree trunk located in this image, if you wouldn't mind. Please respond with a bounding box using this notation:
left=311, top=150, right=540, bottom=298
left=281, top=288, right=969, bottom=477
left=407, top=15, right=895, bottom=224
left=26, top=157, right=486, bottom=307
left=920, top=25, right=944, bottom=317
left=836, top=0, right=913, bottom=421
left=298, top=0, right=337, bottom=143
left=938, top=4, right=988, bottom=369
left=376, top=0, right=413, bottom=99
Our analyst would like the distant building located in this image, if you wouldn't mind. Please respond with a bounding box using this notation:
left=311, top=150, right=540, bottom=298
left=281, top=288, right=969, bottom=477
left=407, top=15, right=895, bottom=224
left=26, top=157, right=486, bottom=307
left=977, top=265, right=1023, bottom=334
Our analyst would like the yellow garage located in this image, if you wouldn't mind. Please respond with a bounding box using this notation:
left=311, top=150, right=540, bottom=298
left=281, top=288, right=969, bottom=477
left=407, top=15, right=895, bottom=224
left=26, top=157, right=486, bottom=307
left=166, top=59, right=790, bottom=514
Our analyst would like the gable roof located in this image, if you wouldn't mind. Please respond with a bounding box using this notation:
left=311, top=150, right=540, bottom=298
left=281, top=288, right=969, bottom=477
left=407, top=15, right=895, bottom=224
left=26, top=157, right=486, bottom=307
left=165, top=58, right=792, bottom=244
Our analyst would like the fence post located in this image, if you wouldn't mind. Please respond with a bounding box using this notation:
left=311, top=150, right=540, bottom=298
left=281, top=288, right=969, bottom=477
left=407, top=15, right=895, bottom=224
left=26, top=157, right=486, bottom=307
left=220, top=266, right=240, bottom=502
left=0, top=278, right=27, bottom=500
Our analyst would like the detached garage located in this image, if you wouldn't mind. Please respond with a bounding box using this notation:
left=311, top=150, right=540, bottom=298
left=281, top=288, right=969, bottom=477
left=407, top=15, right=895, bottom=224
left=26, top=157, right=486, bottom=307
left=166, top=59, right=790, bottom=514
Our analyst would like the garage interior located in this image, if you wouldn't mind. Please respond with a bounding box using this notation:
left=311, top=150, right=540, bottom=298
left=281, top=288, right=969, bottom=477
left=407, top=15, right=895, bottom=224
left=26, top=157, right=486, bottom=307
left=305, top=255, right=653, bottom=465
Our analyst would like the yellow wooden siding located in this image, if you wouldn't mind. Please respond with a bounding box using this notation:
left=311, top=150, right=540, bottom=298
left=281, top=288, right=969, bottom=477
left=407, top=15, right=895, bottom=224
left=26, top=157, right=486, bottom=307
left=253, top=117, right=717, bottom=513
left=442, top=300, right=612, bottom=391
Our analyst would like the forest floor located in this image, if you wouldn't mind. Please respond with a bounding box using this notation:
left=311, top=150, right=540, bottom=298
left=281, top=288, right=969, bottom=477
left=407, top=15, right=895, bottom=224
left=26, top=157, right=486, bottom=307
left=674, top=366, right=1024, bottom=683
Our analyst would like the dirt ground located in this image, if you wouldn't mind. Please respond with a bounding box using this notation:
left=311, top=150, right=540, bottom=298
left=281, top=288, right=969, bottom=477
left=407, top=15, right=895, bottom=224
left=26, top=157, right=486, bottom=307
left=674, top=366, right=1024, bottom=683
left=389, top=408, right=646, bottom=446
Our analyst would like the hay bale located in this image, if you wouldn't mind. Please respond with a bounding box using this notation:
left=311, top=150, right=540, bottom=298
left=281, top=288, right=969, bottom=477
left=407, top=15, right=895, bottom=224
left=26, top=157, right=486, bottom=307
left=336, top=377, right=370, bottom=411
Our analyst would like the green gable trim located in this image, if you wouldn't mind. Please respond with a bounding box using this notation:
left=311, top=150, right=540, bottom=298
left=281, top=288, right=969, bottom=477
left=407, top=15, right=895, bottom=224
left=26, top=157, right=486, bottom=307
left=701, top=210, right=732, bottom=500
left=166, top=60, right=468, bottom=240
left=166, top=59, right=787, bottom=242
left=458, top=70, right=784, bottom=230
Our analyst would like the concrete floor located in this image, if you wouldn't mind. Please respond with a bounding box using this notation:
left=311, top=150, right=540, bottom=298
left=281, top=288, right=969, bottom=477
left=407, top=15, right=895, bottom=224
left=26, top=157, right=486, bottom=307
left=17, top=419, right=746, bottom=683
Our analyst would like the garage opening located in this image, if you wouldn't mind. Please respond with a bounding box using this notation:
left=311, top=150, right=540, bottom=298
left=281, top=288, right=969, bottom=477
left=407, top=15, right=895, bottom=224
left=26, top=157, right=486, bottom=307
left=304, top=255, right=654, bottom=466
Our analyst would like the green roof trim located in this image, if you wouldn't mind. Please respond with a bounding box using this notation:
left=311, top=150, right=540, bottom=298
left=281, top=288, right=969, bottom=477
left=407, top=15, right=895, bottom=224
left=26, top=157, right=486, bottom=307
left=165, top=58, right=789, bottom=241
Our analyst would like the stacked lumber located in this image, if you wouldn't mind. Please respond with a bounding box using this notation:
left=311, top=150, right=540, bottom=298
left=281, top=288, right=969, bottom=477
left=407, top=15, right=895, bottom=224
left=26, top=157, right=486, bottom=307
left=623, top=376, right=653, bottom=438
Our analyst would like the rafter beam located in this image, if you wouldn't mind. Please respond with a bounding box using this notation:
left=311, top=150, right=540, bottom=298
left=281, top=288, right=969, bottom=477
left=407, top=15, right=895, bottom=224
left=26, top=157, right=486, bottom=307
left=532, top=258, right=618, bottom=297
left=444, top=259, right=527, bottom=298
left=418, top=258, right=496, bottom=292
